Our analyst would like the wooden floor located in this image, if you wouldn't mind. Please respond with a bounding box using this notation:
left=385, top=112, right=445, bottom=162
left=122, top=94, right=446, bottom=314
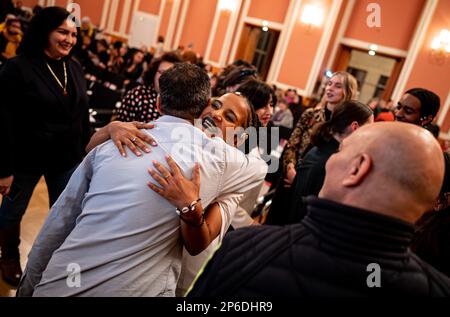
left=0, top=178, right=49, bottom=297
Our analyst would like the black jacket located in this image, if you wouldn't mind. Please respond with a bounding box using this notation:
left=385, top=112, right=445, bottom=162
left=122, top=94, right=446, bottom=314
left=0, top=54, right=91, bottom=177
left=289, top=138, right=339, bottom=223
left=188, top=197, right=450, bottom=297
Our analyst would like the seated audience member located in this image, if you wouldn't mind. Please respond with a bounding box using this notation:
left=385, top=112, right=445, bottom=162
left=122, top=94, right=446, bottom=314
left=91, top=38, right=109, bottom=69
left=395, top=88, right=440, bottom=128
left=0, top=16, right=21, bottom=62
left=17, top=64, right=266, bottom=297
left=285, top=89, right=303, bottom=125
left=107, top=41, right=128, bottom=74
left=116, top=52, right=181, bottom=122
left=122, top=49, right=145, bottom=85
left=188, top=122, right=450, bottom=297
left=288, top=101, right=373, bottom=224
left=272, top=99, right=294, bottom=129
left=80, top=16, right=96, bottom=42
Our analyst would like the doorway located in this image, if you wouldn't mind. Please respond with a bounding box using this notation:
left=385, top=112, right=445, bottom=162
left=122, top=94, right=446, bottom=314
left=234, top=23, right=280, bottom=80
left=332, top=45, right=405, bottom=103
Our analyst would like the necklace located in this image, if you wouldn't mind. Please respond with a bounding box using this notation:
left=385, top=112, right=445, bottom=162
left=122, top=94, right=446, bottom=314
left=46, top=61, right=68, bottom=96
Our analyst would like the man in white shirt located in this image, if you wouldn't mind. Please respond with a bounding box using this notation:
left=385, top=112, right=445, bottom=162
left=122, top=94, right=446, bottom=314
left=17, top=63, right=266, bottom=297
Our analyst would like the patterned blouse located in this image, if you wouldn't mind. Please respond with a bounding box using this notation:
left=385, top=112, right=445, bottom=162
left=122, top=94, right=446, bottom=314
left=117, top=84, right=160, bottom=122
left=281, top=105, right=326, bottom=174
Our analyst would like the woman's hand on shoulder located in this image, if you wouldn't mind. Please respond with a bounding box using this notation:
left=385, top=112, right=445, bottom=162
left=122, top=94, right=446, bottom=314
left=109, top=121, right=157, bottom=157
left=147, top=155, right=201, bottom=210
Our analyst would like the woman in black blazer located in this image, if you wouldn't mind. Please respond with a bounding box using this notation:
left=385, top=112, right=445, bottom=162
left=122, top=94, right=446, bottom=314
left=0, top=7, right=90, bottom=286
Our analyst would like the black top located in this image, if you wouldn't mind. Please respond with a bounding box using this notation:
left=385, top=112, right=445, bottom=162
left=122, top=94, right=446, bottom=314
left=412, top=207, right=450, bottom=278
left=43, top=54, right=75, bottom=110
left=188, top=197, right=450, bottom=297
left=289, top=137, right=340, bottom=223
left=0, top=54, right=91, bottom=177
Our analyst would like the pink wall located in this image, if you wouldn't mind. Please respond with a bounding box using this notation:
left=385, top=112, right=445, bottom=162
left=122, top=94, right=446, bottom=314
left=179, top=0, right=218, bottom=56
left=247, top=0, right=290, bottom=24
left=278, top=0, right=334, bottom=89
left=126, top=0, right=138, bottom=34
left=139, top=0, right=161, bottom=15
left=158, top=0, right=173, bottom=38
left=345, top=0, right=426, bottom=51
left=171, top=0, right=185, bottom=48
left=19, top=0, right=104, bottom=27
left=76, top=0, right=105, bottom=27
left=210, top=11, right=231, bottom=63
left=405, top=0, right=450, bottom=132
left=113, top=0, right=125, bottom=32
left=21, top=0, right=38, bottom=8
left=319, top=0, right=349, bottom=74
left=54, top=0, right=67, bottom=8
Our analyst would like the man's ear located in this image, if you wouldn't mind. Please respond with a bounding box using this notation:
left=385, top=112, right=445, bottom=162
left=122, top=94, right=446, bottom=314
left=350, top=121, right=360, bottom=132
left=156, top=95, right=161, bottom=113
left=342, top=154, right=372, bottom=187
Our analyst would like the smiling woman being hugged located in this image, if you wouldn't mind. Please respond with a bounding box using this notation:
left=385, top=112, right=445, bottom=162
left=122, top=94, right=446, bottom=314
left=0, top=7, right=91, bottom=287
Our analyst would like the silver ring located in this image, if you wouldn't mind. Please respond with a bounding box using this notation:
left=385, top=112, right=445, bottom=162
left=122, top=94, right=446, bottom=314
left=131, top=137, right=137, bottom=143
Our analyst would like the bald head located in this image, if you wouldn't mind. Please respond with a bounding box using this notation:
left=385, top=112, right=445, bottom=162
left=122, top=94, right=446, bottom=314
left=320, top=122, right=444, bottom=223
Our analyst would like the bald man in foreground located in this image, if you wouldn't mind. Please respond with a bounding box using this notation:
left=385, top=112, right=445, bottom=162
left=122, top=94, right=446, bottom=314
left=187, top=122, right=450, bottom=297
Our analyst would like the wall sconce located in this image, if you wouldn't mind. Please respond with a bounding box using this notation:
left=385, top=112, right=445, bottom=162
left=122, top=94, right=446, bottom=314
left=430, top=29, right=450, bottom=64
left=300, top=4, right=324, bottom=31
left=262, top=20, right=269, bottom=32
left=218, top=0, right=239, bottom=12
left=368, top=44, right=378, bottom=56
